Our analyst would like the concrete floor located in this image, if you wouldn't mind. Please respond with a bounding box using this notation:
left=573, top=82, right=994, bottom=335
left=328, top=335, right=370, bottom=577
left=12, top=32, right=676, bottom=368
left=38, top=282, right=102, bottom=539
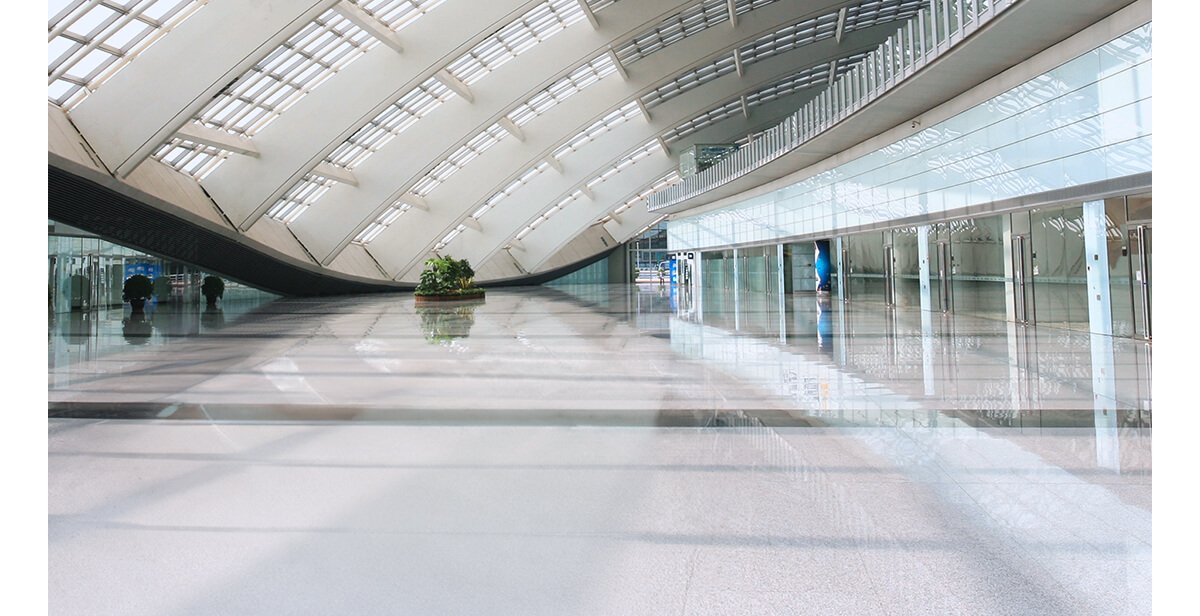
left=48, top=284, right=1151, bottom=615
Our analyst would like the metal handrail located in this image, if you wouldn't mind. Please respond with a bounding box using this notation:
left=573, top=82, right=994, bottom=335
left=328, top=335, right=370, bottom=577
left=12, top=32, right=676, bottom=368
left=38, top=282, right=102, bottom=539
left=648, top=0, right=1013, bottom=212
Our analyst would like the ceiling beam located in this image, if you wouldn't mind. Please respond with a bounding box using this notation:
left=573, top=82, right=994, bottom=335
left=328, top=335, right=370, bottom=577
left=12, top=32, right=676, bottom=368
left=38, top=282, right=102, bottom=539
left=333, top=0, right=404, bottom=54
left=462, top=217, right=482, bottom=231
left=828, top=59, right=838, bottom=84
left=435, top=69, right=473, bottom=103
left=579, top=184, right=595, bottom=200
left=635, top=97, right=651, bottom=121
left=733, top=47, right=744, bottom=76
left=740, top=95, right=750, bottom=119
left=545, top=156, right=564, bottom=174
left=401, top=193, right=428, bottom=211
left=726, top=0, right=737, bottom=27
left=498, top=117, right=525, bottom=141
left=656, top=135, right=670, bottom=155
left=174, top=123, right=259, bottom=157
left=835, top=7, right=848, bottom=43
left=507, top=238, right=525, bottom=251
left=608, top=49, right=629, bottom=81
left=313, top=162, right=359, bottom=186
left=577, top=0, right=599, bottom=29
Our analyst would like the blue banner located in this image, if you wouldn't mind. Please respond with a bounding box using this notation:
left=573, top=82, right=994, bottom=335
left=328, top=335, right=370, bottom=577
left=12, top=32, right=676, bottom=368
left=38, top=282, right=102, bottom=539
left=124, top=262, right=158, bottom=280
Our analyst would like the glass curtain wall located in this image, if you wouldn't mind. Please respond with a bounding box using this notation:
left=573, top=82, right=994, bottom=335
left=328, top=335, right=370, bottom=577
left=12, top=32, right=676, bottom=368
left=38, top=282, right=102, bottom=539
left=626, top=221, right=669, bottom=277
left=49, top=229, right=274, bottom=315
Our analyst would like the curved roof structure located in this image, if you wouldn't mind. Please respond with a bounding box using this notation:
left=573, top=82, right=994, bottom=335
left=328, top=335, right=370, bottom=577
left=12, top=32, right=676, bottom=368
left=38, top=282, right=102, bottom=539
left=48, top=0, right=933, bottom=291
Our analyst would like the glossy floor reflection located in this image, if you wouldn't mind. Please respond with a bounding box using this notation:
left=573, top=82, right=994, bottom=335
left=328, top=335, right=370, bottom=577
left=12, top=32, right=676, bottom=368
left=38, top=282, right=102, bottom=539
left=48, top=284, right=1151, bottom=615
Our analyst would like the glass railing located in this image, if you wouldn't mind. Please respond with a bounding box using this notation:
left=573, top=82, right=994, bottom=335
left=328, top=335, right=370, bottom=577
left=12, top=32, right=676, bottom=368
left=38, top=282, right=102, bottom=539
left=648, top=0, right=1014, bottom=211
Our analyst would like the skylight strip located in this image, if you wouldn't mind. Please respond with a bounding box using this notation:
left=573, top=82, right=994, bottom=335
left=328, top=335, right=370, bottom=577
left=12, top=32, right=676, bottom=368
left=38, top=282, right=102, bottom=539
left=602, top=171, right=681, bottom=222
left=508, top=54, right=617, bottom=127
left=444, top=0, right=587, bottom=86
left=552, top=100, right=641, bottom=158
left=193, top=9, right=377, bottom=138
left=48, top=0, right=204, bottom=108
left=641, top=54, right=737, bottom=109
left=266, top=174, right=337, bottom=223
left=614, top=0, right=778, bottom=66
left=509, top=139, right=662, bottom=243
left=411, top=123, right=509, bottom=197
left=326, top=76, right=453, bottom=169
left=152, top=136, right=230, bottom=180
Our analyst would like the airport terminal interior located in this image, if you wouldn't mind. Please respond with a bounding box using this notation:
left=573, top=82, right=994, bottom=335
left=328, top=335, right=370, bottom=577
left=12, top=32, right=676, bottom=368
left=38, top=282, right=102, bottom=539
left=46, top=0, right=1154, bottom=613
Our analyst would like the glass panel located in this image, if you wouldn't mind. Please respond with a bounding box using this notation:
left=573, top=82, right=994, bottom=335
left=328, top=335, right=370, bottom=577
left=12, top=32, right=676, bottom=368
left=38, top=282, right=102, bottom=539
left=1031, top=204, right=1089, bottom=330
left=1105, top=197, right=1134, bottom=337
left=892, top=227, right=921, bottom=307
left=949, top=216, right=1005, bottom=319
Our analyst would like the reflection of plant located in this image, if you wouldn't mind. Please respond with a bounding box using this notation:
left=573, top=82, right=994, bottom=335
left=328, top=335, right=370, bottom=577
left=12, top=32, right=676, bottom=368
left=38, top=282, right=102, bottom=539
left=417, top=303, right=479, bottom=344
left=415, top=256, right=481, bottom=296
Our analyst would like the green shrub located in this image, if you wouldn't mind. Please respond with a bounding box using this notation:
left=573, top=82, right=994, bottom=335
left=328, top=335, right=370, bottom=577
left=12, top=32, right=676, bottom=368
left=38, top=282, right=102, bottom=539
left=123, top=275, right=153, bottom=301
left=415, top=256, right=479, bottom=296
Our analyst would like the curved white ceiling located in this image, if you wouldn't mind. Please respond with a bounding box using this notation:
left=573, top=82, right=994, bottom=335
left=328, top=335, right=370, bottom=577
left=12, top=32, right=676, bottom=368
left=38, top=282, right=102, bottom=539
left=48, top=0, right=922, bottom=282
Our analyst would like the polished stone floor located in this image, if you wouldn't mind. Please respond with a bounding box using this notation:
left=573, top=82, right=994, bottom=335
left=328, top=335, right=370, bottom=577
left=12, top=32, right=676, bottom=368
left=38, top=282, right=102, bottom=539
left=48, top=284, right=1151, bottom=615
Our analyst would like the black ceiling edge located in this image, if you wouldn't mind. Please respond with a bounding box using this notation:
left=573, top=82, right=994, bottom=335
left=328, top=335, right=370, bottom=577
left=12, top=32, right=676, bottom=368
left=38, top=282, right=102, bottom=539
left=480, top=245, right=619, bottom=288
left=49, top=160, right=415, bottom=296
left=48, top=156, right=626, bottom=295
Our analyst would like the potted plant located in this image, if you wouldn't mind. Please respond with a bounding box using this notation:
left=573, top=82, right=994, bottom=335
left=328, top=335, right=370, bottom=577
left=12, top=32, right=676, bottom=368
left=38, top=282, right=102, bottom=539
left=201, top=275, right=224, bottom=308
left=414, top=256, right=485, bottom=302
left=123, top=274, right=154, bottom=312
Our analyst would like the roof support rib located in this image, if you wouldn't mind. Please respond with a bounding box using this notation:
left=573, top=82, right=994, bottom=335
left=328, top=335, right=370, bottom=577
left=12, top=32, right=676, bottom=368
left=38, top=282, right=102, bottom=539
left=733, top=47, right=744, bottom=76
left=436, top=69, right=474, bottom=103
left=577, top=0, right=600, bottom=29
left=498, top=117, right=525, bottom=141
left=313, top=162, right=359, bottom=186
left=827, top=59, right=838, bottom=83
left=175, top=123, right=259, bottom=157
left=836, top=7, right=848, bottom=43
left=635, top=98, right=651, bottom=121
left=401, top=193, right=429, bottom=211
left=727, top=0, right=738, bottom=27
left=546, top=156, right=565, bottom=173
left=740, top=95, right=750, bottom=118
left=462, top=217, right=482, bottom=231
left=656, top=136, right=670, bottom=155
left=332, top=0, right=404, bottom=53
left=608, top=49, right=630, bottom=81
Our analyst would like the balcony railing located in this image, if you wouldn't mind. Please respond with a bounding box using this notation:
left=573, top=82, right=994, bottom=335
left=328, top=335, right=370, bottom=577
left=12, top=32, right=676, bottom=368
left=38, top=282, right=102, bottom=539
left=648, top=0, right=1015, bottom=212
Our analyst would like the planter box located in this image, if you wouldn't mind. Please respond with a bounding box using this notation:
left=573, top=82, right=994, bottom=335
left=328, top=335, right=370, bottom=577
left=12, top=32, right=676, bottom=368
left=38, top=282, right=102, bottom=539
left=414, top=291, right=486, bottom=303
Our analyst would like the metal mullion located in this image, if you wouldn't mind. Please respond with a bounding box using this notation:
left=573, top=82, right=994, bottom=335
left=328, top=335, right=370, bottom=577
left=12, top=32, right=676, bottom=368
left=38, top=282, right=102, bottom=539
left=49, top=0, right=106, bottom=41
left=48, top=3, right=142, bottom=84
